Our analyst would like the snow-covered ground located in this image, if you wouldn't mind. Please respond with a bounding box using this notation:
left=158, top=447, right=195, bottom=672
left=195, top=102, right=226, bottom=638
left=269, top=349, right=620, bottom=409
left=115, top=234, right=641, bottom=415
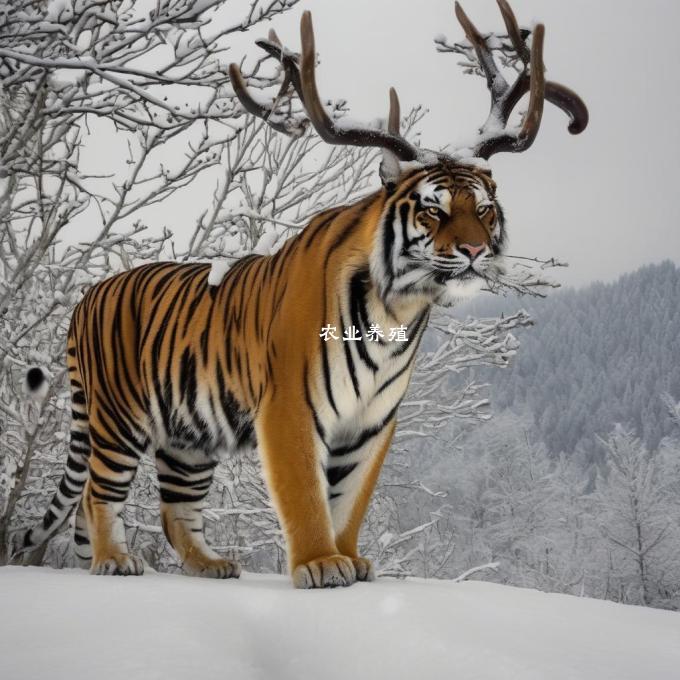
left=0, top=566, right=678, bottom=680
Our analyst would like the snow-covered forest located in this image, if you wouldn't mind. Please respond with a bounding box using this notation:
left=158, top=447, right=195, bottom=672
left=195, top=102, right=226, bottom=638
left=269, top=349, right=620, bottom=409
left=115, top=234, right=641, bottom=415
left=1, top=0, right=679, bottom=656
left=463, top=261, right=680, bottom=455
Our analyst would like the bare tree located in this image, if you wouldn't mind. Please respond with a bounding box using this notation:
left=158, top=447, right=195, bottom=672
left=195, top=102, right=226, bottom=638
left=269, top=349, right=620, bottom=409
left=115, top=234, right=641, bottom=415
left=593, top=425, right=680, bottom=607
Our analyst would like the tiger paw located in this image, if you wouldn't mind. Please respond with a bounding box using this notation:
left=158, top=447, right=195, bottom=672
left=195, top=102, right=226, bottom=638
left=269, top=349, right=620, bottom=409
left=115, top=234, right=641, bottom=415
left=91, top=554, right=144, bottom=576
left=351, top=556, right=375, bottom=582
left=184, top=556, right=241, bottom=579
left=293, top=554, right=356, bottom=589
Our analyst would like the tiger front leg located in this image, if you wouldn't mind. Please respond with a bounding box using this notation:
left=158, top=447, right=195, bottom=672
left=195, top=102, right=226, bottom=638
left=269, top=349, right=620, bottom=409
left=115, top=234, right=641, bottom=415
left=331, top=419, right=397, bottom=583
left=255, top=398, right=356, bottom=589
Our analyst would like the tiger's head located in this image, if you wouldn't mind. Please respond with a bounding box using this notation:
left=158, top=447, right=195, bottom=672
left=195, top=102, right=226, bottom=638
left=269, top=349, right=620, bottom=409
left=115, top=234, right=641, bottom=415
left=372, top=163, right=505, bottom=308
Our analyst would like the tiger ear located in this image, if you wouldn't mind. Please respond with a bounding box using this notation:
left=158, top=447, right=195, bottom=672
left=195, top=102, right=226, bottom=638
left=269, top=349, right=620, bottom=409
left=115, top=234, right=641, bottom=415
left=379, top=148, right=403, bottom=190
left=478, top=167, right=496, bottom=194
left=380, top=88, right=405, bottom=190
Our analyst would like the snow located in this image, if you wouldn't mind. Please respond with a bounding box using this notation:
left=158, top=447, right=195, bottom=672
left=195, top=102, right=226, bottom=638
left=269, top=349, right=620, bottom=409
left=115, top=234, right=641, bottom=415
left=45, top=0, right=73, bottom=23
left=253, top=229, right=279, bottom=255
left=0, top=567, right=678, bottom=680
left=207, top=259, right=231, bottom=286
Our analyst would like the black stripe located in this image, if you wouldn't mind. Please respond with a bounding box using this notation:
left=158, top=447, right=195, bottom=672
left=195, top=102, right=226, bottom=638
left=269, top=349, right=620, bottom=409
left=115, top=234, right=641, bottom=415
left=152, top=267, right=182, bottom=300
left=90, top=488, right=125, bottom=502
left=321, top=339, right=338, bottom=416
left=156, top=449, right=217, bottom=475
left=180, top=348, right=197, bottom=412
left=160, top=488, right=209, bottom=503
left=157, top=473, right=212, bottom=488
left=89, top=468, right=130, bottom=494
left=326, top=464, right=358, bottom=487
left=376, top=357, right=414, bottom=395
left=303, top=361, right=326, bottom=444
left=349, top=269, right=378, bottom=373
left=323, top=199, right=373, bottom=270
left=68, top=458, right=88, bottom=474
left=90, top=445, right=137, bottom=473
left=340, top=312, right=360, bottom=398
left=390, top=309, right=429, bottom=357
left=382, top=203, right=396, bottom=290
left=329, top=403, right=399, bottom=457
left=303, top=208, right=342, bottom=249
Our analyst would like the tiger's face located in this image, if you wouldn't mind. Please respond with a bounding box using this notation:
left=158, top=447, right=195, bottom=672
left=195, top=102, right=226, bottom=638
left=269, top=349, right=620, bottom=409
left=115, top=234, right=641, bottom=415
left=373, top=164, right=505, bottom=307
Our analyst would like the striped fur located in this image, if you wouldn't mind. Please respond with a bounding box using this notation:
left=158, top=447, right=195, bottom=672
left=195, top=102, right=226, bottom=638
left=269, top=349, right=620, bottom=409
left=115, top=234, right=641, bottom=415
left=14, top=162, right=504, bottom=587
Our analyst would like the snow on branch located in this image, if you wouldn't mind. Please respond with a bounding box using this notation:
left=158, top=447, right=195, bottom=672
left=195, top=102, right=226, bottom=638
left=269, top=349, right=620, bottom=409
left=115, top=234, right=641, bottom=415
left=481, top=255, right=566, bottom=298
left=451, top=561, right=499, bottom=583
left=396, top=310, right=532, bottom=440
left=434, top=31, right=527, bottom=76
left=0, top=0, right=300, bottom=141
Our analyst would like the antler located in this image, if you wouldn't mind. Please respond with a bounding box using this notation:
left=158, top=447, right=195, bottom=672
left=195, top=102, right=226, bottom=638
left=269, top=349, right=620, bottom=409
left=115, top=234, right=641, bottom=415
left=229, top=2, right=587, bottom=164
left=228, top=29, right=308, bottom=137
left=229, top=11, right=420, bottom=161
left=454, top=0, right=588, bottom=159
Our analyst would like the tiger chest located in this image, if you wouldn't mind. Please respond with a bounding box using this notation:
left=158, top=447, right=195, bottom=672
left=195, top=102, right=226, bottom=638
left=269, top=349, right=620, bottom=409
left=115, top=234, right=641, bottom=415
left=314, top=339, right=417, bottom=462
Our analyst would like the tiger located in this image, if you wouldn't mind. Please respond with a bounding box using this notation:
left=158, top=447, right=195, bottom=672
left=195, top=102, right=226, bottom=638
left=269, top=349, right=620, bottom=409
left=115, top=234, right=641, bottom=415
left=11, top=3, right=587, bottom=588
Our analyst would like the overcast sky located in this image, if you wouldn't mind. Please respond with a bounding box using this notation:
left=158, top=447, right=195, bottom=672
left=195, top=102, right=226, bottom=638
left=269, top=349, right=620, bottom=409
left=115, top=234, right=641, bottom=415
left=82, top=0, right=680, bottom=288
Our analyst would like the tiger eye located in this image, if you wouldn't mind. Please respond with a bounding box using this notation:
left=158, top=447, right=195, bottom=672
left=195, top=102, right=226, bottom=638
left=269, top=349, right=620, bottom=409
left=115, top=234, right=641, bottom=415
left=426, top=207, right=440, bottom=218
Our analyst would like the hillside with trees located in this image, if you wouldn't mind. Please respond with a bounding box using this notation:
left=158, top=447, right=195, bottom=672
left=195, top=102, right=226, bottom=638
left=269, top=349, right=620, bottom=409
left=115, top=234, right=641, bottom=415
left=402, top=261, right=680, bottom=609
left=457, top=261, right=680, bottom=459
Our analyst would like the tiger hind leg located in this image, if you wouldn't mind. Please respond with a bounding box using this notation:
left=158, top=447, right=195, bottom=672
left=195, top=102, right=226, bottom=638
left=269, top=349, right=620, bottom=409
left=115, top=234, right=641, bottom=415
left=83, top=409, right=147, bottom=576
left=156, top=448, right=240, bottom=579
left=83, top=478, right=144, bottom=575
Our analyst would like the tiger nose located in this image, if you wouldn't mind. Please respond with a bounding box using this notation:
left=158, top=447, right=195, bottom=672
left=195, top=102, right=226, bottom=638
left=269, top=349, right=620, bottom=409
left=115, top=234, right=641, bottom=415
left=457, top=243, right=486, bottom=260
